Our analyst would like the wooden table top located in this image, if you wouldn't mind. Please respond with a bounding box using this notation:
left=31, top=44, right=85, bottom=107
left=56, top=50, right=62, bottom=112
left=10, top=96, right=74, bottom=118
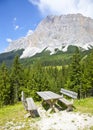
left=37, top=91, right=62, bottom=100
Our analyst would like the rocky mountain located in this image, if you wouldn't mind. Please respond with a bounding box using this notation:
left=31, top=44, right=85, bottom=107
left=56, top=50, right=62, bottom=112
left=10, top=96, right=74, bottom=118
left=5, top=13, right=93, bottom=58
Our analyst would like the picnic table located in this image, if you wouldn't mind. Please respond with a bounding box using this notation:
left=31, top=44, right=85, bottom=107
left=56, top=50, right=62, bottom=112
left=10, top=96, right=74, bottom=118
left=37, top=91, right=62, bottom=112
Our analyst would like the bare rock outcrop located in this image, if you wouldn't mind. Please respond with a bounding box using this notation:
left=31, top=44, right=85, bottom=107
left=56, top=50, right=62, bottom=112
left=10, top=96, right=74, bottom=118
left=5, top=14, right=93, bottom=58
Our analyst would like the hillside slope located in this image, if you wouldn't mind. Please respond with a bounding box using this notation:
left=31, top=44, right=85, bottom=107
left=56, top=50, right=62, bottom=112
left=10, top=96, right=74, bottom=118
left=0, top=45, right=91, bottom=67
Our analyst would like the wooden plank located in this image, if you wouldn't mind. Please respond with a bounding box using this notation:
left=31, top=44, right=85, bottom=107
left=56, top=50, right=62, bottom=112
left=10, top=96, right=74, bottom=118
left=26, top=98, right=37, bottom=111
left=37, top=91, right=50, bottom=100
left=21, top=91, right=26, bottom=102
left=37, top=91, right=62, bottom=100
left=46, top=91, right=62, bottom=99
left=21, top=91, right=28, bottom=110
left=59, top=98, right=73, bottom=106
left=59, top=97, right=73, bottom=111
left=60, top=88, right=78, bottom=99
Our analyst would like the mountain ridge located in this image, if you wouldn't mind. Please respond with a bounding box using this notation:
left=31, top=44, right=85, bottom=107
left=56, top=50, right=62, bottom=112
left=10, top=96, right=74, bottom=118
left=5, top=13, right=93, bottom=58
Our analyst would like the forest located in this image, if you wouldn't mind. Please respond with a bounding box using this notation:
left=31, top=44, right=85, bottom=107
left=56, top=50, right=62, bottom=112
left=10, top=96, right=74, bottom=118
left=0, top=47, right=93, bottom=107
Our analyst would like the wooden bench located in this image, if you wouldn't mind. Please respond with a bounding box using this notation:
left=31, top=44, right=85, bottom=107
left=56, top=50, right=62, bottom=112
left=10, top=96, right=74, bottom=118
left=21, top=91, right=38, bottom=117
left=59, top=88, right=78, bottom=111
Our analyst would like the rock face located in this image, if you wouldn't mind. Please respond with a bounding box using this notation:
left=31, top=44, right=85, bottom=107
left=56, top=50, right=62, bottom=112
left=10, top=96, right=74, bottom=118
left=5, top=14, right=93, bottom=58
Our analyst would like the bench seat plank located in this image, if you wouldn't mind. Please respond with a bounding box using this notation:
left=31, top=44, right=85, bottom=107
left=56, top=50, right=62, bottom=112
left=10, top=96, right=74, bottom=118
left=59, top=98, right=73, bottom=106
left=26, top=98, right=37, bottom=111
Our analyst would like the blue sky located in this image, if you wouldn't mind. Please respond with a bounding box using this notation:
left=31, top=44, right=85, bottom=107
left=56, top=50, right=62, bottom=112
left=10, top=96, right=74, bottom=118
left=0, top=0, right=93, bottom=53
left=0, top=0, right=43, bottom=53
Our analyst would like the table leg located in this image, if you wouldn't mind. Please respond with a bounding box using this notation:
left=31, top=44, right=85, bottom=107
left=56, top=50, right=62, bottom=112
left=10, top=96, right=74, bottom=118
left=45, top=99, right=57, bottom=112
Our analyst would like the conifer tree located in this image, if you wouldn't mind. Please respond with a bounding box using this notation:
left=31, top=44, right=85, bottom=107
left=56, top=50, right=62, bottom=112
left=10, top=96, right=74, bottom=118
left=65, top=47, right=82, bottom=98
left=80, top=63, right=90, bottom=98
left=0, top=62, right=10, bottom=107
left=24, top=61, right=50, bottom=100
left=83, top=50, right=93, bottom=96
left=10, top=55, right=25, bottom=103
left=87, top=51, right=93, bottom=87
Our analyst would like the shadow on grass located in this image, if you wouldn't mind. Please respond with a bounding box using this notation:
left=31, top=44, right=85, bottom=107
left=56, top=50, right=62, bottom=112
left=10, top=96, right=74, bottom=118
left=41, top=101, right=50, bottom=111
left=41, top=101, right=67, bottom=112
left=57, top=100, right=76, bottom=112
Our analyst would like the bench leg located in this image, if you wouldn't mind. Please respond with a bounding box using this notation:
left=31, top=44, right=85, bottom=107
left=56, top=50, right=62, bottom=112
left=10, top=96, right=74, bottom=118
left=29, top=110, right=36, bottom=117
left=29, top=110, right=39, bottom=118
left=66, top=105, right=73, bottom=112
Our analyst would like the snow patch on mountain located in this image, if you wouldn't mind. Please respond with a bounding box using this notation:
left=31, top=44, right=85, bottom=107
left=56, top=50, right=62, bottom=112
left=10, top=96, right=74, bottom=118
left=20, top=47, right=45, bottom=58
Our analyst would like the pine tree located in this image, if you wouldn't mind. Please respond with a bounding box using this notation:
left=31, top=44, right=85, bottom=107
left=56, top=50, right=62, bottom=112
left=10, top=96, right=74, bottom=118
left=10, top=56, right=25, bottom=103
left=83, top=50, right=93, bottom=96
left=87, top=51, right=93, bottom=87
left=0, top=62, right=10, bottom=107
left=80, top=63, right=90, bottom=98
left=65, top=47, right=82, bottom=98
left=24, top=61, right=50, bottom=100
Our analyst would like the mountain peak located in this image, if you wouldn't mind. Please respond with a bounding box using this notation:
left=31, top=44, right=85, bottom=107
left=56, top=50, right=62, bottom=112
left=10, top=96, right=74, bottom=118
left=5, top=13, right=93, bottom=58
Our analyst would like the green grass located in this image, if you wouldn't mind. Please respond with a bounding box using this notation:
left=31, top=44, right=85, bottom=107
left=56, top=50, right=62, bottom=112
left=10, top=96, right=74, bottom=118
left=0, top=102, right=40, bottom=130
left=0, top=98, right=93, bottom=129
left=74, top=97, right=93, bottom=114
left=0, top=103, right=24, bottom=127
left=79, top=126, right=93, bottom=130
left=90, top=126, right=93, bottom=130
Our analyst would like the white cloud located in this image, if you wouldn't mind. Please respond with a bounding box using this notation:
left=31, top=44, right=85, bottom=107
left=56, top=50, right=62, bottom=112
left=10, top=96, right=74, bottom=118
left=76, top=0, right=93, bottom=18
left=12, top=17, right=20, bottom=30
left=28, top=0, right=93, bottom=18
left=6, top=38, right=12, bottom=43
left=14, top=25, right=19, bottom=30
left=26, top=29, right=33, bottom=36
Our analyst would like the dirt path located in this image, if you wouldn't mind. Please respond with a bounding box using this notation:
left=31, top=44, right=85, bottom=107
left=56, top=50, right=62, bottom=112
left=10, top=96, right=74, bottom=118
left=34, top=106, right=93, bottom=130
left=2, top=106, right=93, bottom=130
